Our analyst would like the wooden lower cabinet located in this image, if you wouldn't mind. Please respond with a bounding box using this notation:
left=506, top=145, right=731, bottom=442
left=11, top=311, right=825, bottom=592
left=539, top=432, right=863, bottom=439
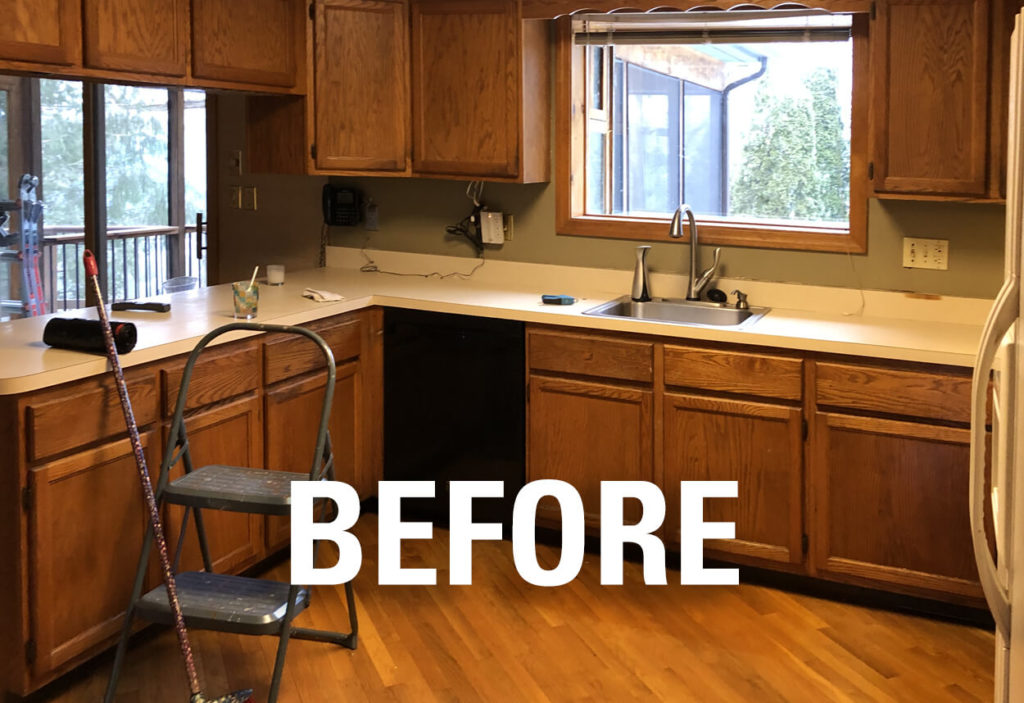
left=264, top=361, right=360, bottom=551
left=4, top=311, right=383, bottom=696
left=527, top=375, right=652, bottom=530
left=811, top=411, right=983, bottom=604
left=27, top=433, right=155, bottom=675
left=663, top=393, right=804, bottom=568
left=162, top=395, right=264, bottom=575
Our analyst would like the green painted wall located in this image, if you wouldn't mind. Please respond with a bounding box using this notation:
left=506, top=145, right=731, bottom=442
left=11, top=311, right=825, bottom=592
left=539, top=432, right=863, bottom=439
left=219, top=96, right=1005, bottom=298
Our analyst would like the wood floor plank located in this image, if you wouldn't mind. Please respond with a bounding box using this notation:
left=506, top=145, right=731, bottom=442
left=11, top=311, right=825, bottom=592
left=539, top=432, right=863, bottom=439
left=28, top=513, right=995, bottom=702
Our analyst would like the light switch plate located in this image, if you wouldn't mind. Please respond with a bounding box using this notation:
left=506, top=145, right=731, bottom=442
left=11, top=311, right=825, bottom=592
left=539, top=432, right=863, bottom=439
left=902, top=237, right=949, bottom=270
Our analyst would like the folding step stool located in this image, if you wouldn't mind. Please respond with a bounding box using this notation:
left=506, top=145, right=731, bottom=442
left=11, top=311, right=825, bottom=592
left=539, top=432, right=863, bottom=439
left=105, top=322, right=358, bottom=703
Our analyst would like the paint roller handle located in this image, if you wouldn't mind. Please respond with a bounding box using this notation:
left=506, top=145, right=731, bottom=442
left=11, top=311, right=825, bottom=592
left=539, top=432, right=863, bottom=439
left=84, top=249, right=99, bottom=277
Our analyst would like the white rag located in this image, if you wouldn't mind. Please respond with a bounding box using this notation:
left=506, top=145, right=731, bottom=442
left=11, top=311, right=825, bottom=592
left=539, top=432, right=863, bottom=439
left=302, top=287, right=345, bottom=302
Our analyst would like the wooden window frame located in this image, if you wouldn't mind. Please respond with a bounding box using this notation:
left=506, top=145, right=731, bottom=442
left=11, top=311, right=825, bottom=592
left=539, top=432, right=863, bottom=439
left=555, top=13, right=870, bottom=254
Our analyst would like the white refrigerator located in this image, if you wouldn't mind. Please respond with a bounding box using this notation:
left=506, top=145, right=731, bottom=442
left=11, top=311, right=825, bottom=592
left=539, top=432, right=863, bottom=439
left=972, top=12, right=1024, bottom=702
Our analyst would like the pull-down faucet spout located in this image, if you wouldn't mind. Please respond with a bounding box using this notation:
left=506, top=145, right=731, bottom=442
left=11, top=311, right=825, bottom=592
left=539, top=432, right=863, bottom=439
left=669, top=204, right=720, bottom=301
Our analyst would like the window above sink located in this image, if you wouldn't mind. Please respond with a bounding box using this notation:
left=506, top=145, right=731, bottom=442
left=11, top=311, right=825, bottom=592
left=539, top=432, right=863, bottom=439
left=556, top=8, right=869, bottom=254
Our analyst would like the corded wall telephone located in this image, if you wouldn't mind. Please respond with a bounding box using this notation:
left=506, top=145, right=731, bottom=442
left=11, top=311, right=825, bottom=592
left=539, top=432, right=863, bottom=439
left=322, top=184, right=362, bottom=226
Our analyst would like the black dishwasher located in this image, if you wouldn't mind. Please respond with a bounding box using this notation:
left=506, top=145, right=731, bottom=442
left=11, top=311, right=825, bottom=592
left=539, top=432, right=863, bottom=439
left=383, top=308, right=525, bottom=531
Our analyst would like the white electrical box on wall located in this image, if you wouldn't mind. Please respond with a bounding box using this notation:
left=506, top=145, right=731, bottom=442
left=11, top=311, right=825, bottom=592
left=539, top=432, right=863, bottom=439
left=481, top=211, right=505, bottom=245
left=902, top=237, right=949, bottom=270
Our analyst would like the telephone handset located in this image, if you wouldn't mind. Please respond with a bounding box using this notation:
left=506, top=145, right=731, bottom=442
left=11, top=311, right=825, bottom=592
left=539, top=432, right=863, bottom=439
left=322, top=184, right=362, bottom=226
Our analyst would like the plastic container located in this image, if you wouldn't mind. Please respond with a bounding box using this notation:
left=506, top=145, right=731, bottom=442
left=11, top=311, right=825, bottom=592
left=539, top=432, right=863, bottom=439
left=162, top=276, right=199, bottom=294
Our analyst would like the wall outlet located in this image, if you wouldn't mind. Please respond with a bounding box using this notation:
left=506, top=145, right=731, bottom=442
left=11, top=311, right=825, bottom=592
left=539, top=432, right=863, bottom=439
left=902, top=237, right=949, bottom=270
left=230, top=150, right=243, bottom=176
left=481, top=210, right=505, bottom=244
left=504, top=214, right=514, bottom=241
left=240, top=186, right=258, bottom=211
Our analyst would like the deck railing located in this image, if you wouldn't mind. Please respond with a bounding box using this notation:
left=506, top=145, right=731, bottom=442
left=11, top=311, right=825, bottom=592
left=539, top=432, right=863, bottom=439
left=39, top=225, right=207, bottom=312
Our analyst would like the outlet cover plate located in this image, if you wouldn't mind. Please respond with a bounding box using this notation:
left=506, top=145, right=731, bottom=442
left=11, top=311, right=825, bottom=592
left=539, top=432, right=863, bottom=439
left=902, top=237, right=949, bottom=270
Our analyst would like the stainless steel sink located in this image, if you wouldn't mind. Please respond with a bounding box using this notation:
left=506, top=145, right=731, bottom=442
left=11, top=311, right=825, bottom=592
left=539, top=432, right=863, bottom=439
left=583, top=296, right=769, bottom=329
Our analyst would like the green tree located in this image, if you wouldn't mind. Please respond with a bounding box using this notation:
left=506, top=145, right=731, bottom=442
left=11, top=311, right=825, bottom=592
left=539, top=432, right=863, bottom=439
left=39, top=79, right=85, bottom=226
left=730, top=68, right=849, bottom=224
left=104, top=84, right=168, bottom=227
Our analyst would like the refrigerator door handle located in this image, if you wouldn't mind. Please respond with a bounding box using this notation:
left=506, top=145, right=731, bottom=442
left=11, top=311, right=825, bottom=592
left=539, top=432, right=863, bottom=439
left=972, top=275, right=1019, bottom=637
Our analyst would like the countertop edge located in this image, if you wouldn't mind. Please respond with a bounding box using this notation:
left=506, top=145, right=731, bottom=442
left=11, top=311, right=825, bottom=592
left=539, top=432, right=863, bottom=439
left=0, top=267, right=982, bottom=395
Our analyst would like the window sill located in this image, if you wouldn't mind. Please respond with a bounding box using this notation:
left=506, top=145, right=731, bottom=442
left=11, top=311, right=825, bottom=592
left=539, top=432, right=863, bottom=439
left=555, top=213, right=867, bottom=253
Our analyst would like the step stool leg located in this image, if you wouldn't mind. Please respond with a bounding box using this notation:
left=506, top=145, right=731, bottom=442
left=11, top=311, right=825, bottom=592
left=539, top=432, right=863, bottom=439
left=344, top=580, right=359, bottom=646
left=267, top=586, right=301, bottom=703
left=193, top=506, right=215, bottom=572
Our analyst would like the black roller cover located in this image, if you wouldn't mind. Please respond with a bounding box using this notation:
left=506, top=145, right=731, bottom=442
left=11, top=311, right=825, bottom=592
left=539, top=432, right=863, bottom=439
left=43, top=317, right=138, bottom=355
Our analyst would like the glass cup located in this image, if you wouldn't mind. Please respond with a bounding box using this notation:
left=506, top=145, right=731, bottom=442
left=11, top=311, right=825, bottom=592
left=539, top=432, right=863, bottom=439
left=266, top=264, right=285, bottom=286
left=232, top=281, right=259, bottom=319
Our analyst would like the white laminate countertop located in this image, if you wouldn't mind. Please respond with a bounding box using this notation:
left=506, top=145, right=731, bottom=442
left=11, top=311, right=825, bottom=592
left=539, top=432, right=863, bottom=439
left=0, top=247, right=993, bottom=395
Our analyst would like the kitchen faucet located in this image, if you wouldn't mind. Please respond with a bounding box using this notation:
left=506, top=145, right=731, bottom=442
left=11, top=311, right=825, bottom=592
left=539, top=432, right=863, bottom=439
left=669, top=204, right=720, bottom=301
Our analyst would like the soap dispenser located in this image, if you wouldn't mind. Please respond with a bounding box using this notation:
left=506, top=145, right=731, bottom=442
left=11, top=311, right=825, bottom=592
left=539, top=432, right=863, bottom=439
left=632, top=246, right=652, bottom=302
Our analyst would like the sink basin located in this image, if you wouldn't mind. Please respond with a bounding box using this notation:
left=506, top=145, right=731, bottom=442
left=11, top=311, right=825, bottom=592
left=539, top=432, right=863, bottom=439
left=583, top=296, right=769, bottom=329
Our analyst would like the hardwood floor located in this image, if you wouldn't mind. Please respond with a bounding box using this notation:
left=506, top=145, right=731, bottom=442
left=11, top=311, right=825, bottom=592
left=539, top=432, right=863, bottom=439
left=28, top=514, right=994, bottom=703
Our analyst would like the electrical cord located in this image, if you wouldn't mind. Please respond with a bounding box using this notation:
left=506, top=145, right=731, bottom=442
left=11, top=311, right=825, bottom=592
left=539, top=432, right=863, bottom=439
left=444, top=180, right=487, bottom=254
left=841, top=245, right=867, bottom=317
left=345, top=180, right=489, bottom=279
left=358, top=234, right=485, bottom=280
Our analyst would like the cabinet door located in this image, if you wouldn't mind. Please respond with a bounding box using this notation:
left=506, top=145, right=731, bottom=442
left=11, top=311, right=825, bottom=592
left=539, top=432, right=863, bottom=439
left=28, top=434, right=154, bottom=674
left=873, top=0, right=989, bottom=195
left=663, top=393, right=804, bottom=567
left=163, top=395, right=264, bottom=575
left=82, top=0, right=187, bottom=76
left=264, top=361, right=360, bottom=551
left=0, top=0, right=81, bottom=65
left=411, top=0, right=519, bottom=177
left=192, top=0, right=301, bottom=88
left=811, top=412, right=983, bottom=604
left=527, top=376, right=652, bottom=530
left=313, top=0, right=409, bottom=172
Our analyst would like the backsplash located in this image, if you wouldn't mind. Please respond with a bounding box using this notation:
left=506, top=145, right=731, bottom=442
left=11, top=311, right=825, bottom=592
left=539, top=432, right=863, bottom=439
left=218, top=95, right=1004, bottom=298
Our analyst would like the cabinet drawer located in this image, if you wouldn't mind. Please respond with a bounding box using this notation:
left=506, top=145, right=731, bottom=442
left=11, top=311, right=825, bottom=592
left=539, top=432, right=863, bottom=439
left=663, top=345, right=803, bottom=401
left=264, top=315, right=362, bottom=386
left=815, top=362, right=971, bottom=424
left=528, top=330, right=653, bottom=383
left=26, top=369, right=158, bottom=462
left=162, top=339, right=260, bottom=415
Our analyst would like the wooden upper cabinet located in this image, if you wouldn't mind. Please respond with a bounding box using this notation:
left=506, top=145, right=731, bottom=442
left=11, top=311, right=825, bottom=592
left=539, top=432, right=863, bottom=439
left=0, top=0, right=81, bottom=65
left=312, top=0, right=409, bottom=172
left=411, top=0, right=549, bottom=181
left=82, top=0, right=187, bottom=76
left=872, top=0, right=990, bottom=196
left=191, top=0, right=302, bottom=88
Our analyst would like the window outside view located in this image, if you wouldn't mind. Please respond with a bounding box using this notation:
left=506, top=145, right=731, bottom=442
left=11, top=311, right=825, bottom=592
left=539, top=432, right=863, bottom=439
left=0, top=80, right=207, bottom=318
left=584, top=37, right=852, bottom=230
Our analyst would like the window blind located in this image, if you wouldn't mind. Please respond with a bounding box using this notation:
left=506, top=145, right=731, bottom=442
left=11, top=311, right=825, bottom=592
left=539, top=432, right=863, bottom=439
left=572, top=9, right=854, bottom=45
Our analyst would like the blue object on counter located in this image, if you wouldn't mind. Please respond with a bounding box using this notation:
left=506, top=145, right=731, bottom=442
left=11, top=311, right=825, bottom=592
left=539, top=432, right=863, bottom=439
left=542, top=294, right=576, bottom=305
